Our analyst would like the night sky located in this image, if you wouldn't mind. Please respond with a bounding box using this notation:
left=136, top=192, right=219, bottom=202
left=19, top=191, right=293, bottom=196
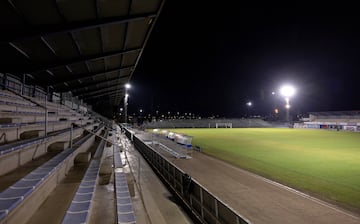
left=129, top=4, right=360, bottom=118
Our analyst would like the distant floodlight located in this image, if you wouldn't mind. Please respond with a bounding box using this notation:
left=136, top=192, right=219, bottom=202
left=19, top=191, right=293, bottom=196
left=285, top=104, right=291, bottom=109
left=280, top=85, right=295, bottom=97
left=125, top=83, right=131, bottom=89
left=246, top=101, right=252, bottom=107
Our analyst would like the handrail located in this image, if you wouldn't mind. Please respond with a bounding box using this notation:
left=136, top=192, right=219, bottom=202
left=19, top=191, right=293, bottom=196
left=123, top=127, right=251, bottom=224
left=0, top=132, right=6, bottom=143
left=3, top=87, right=46, bottom=109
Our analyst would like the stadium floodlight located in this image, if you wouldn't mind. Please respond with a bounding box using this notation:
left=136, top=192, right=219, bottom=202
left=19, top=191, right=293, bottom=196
left=280, top=85, right=295, bottom=123
left=280, top=85, right=295, bottom=97
left=124, top=83, right=131, bottom=123
left=246, top=101, right=252, bottom=117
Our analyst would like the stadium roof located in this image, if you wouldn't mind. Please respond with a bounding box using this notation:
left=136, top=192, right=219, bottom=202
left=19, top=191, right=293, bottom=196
left=309, top=111, right=360, bottom=116
left=0, top=0, right=165, bottom=109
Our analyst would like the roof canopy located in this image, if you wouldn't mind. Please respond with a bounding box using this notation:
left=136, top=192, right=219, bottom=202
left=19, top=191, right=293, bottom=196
left=0, top=0, right=164, bottom=108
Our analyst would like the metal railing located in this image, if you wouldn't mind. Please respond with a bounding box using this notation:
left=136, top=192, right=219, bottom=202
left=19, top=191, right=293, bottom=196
left=124, top=128, right=251, bottom=224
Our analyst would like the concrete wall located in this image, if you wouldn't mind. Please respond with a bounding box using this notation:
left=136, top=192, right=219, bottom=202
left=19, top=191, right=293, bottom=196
left=2, top=126, right=103, bottom=224
left=0, top=124, right=96, bottom=176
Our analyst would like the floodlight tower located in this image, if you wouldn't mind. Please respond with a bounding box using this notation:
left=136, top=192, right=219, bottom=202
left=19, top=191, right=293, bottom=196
left=124, top=83, right=131, bottom=123
left=280, top=85, right=295, bottom=122
left=246, top=101, right=252, bottom=117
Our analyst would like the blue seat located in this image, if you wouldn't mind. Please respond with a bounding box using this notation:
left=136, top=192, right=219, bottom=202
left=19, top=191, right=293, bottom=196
left=117, top=197, right=132, bottom=204
left=0, top=198, right=22, bottom=214
left=67, top=202, right=91, bottom=213
left=0, top=137, right=45, bottom=155
left=0, top=210, right=7, bottom=221
left=11, top=179, right=40, bottom=189
left=115, top=171, right=136, bottom=224
left=61, top=212, right=88, bottom=224
left=0, top=143, right=78, bottom=222
left=72, top=194, right=92, bottom=202
left=0, top=187, right=35, bottom=218
left=93, top=140, right=105, bottom=159
left=62, top=137, right=106, bottom=224
left=118, top=213, right=136, bottom=223
left=114, top=152, right=123, bottom=168
left=0, top=123, right=20, bottom=128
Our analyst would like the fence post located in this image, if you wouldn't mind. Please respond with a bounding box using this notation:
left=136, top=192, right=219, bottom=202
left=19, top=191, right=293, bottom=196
left=45, top=87, right=48, bottom=137
left=200, top=187, right=204, bottom=220
left=21, top=74, right=26, bottom=95
left=32, top=85, right=36, bottom=97
left=215, top=199, right=219, bottom=221
left=70, top=124, right=73, bottom=148
left=2, top=73, right=7, bottom=90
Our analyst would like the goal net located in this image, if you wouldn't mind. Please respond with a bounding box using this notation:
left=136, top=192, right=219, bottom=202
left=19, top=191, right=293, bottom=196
left=215, top=123, right=233, bottom=128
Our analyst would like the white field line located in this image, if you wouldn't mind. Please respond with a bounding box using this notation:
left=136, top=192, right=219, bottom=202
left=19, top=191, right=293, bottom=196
left=205, top=153, right=360, bottom=220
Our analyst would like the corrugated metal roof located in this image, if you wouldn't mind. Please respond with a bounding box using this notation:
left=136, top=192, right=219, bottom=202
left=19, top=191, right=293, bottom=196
left=0, top=0, right=165, bottom=107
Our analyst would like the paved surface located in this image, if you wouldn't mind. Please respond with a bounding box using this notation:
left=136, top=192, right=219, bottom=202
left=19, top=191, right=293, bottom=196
left=120, top=134, right=193, bottom=224
left=1, top=131, right=192, bottom=224
left=27, top=167, right=85, bottom=224
left=140, top=133, right=360, bottom=224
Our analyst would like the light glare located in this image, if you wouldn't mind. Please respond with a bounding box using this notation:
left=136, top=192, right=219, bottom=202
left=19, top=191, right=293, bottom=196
left=125, top=83, right=131, bottom=89
left=280, top=85, right=295, bottom=97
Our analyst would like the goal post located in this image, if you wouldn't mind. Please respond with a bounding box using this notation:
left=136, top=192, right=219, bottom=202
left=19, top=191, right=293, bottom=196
left=215, top=123, right=233, bottom=128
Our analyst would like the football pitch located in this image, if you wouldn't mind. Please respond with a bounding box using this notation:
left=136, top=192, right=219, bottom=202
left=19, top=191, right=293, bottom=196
left=166, top=128, right=360, bottom=210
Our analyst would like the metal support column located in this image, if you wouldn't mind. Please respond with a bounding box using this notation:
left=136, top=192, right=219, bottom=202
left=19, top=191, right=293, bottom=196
left=70, top=124, right=73, bottom=148
left=60, top=92, right=63, bottom=105
left=45, top=86, right=49, bottom=136
left=2, top=73, right=7, bottom=90
left=32, top=85, right=36, bottom=97
left=21, top=74, right=26, bottom=95
left=200, top=188, right=204, bottom=219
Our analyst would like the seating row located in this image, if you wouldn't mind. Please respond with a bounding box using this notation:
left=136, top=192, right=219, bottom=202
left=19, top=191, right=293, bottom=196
left=0, top=124, right=104, bottom=224
left=0, top=91, right=86, bottom=122
left=62, top=136, right=106, bottom=224
left=0, top=124, right=91, bottom=156
left=0, top=120, right=86, bottom=144
left=114, top=145, right=136, bottom=224
left=0, top=123, right=98, bottom=176
left=0, top=141, right=79, bottom=221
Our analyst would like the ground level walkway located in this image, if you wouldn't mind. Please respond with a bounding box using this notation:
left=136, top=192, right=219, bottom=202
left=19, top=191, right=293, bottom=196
left=120, top=134, right=193, bottom=224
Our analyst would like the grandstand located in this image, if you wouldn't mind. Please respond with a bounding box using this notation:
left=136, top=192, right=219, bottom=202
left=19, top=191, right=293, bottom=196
left=299, top=111, right=360, bottom=131
left=1, top=1, right=359, bottom=224
left=0, top=0, right=166, bottom=222
left=0, top=84, right=141, bottom=224
left=142, top=118, right=273, bottom=129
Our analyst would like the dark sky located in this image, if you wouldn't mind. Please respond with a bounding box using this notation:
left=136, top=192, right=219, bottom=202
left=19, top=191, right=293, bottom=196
left=130, top=4, right=360, bottom=117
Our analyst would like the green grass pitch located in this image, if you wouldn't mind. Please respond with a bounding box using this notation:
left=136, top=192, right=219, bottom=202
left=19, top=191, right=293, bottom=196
left=165, top=128, right=360, bottom=210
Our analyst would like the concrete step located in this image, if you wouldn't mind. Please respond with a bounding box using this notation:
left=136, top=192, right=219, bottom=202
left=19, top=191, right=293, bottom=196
left=20, top=130, right=45, bottom=140
left=47, top=141, right=69, bottom=152
left=74, top=152, right=91, bottom=164
left=0, top=117, right=21, bottom=124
